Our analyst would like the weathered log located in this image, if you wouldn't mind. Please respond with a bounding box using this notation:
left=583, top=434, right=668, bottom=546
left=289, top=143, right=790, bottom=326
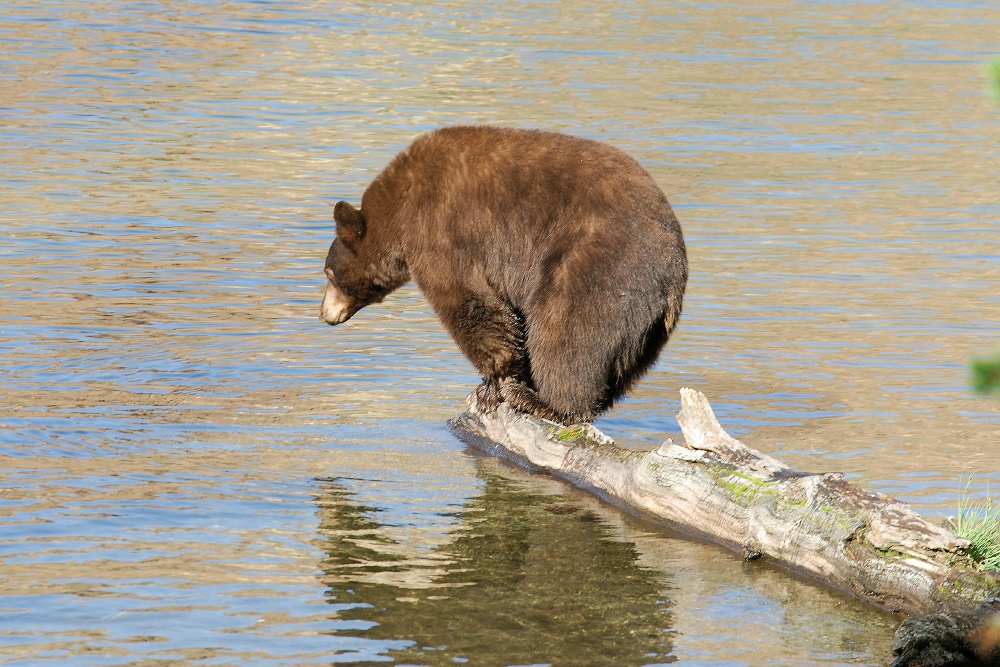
left=449, top=387, right=1000, bottom=663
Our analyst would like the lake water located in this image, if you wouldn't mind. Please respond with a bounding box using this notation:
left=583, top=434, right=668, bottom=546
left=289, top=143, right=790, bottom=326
left=2, top=1, right=999, bottom=665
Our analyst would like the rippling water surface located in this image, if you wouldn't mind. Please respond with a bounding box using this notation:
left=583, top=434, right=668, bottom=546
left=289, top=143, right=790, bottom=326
left=2, top=1, right=999, bottom=664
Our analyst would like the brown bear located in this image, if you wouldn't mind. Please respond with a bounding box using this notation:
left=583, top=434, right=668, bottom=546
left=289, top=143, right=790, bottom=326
left=322, top=126, right=687, bottom=425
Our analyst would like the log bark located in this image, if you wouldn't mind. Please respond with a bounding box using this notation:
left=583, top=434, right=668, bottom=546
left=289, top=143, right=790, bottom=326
left=449, top=387, right=1000, bottom=622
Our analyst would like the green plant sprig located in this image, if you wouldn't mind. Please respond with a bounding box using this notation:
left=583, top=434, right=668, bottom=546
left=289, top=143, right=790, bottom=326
left=988, top=56, right=1000, bottom=104
left=971, top=352, right=1000, bottom=395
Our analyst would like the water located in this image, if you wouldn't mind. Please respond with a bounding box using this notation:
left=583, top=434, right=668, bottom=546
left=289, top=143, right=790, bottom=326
left=2, top=0, right=999, bottom=664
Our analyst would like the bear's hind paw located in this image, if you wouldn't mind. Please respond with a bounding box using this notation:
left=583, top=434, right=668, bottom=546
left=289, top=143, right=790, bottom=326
left=497, top=379, right=585, bottom=425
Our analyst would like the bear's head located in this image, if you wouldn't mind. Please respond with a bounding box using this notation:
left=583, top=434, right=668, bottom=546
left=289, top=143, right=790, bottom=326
left=321, top=200, right=406, bottom=325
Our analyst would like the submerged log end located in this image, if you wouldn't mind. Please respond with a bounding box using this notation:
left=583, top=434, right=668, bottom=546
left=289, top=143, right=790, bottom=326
left=891, top=598, right=1000, bottom=667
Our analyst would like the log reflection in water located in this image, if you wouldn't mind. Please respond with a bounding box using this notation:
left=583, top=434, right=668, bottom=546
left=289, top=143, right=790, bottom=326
left=314, top=470, right=675, bottom=666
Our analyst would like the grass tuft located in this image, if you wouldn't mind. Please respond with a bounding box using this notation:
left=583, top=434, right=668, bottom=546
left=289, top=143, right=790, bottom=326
left=950, top=484, right=1000, bottom=572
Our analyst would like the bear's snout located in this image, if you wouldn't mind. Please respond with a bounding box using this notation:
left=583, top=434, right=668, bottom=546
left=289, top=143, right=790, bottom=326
left=320, top=281, right=354, bottom=325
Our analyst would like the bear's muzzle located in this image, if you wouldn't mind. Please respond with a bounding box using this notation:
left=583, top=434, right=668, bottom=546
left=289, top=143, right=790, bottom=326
left=320, top=281, right=354, bottom=325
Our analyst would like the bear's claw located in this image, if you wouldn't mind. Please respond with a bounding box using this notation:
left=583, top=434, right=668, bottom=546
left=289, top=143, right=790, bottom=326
left=474, top=381, right=503, bottom=413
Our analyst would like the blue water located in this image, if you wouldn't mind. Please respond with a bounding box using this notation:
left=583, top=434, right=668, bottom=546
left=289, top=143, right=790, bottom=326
left=2, top=0, right=999, bottom=664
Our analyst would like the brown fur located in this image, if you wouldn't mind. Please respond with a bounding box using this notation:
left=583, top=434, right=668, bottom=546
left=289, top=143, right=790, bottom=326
left=323, top=126, right=688, bottom=425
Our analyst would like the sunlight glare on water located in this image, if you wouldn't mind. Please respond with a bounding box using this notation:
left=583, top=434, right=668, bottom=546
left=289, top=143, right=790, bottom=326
left=1, top=0, right=998, bottom=664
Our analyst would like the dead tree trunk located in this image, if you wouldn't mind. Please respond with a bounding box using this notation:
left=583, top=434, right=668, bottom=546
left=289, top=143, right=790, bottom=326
left=449, top=387, right=999, bottom=619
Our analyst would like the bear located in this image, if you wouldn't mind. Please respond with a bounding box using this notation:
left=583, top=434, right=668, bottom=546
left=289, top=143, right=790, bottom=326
left=321, top=126, right=687, bottom=425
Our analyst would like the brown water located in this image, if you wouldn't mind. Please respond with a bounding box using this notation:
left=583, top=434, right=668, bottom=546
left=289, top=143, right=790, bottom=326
left=2, top=0, right=998, bottom=664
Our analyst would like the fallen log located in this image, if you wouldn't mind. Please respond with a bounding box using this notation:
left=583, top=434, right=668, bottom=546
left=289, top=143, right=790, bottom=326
left=449, top=387, right=1000, bottom=665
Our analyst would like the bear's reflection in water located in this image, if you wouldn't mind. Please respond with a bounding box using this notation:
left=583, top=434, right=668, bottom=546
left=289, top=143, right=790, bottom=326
left=315, top=465, right=675, bottom=666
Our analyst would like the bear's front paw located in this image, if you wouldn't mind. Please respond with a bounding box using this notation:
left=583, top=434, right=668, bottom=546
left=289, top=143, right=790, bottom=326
left=474, top=380, right=502, bottom=413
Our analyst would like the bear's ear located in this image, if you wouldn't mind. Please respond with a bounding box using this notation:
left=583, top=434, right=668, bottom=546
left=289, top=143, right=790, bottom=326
left=334, top=201, right=366, bottom=249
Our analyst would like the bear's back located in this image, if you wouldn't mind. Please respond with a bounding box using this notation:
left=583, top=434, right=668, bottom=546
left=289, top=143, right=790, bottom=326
left=365, top=126, right=684, bottom=308
left=401, top=126, right=665, bottom=227
left=382, top=127, right=677, bottom=246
